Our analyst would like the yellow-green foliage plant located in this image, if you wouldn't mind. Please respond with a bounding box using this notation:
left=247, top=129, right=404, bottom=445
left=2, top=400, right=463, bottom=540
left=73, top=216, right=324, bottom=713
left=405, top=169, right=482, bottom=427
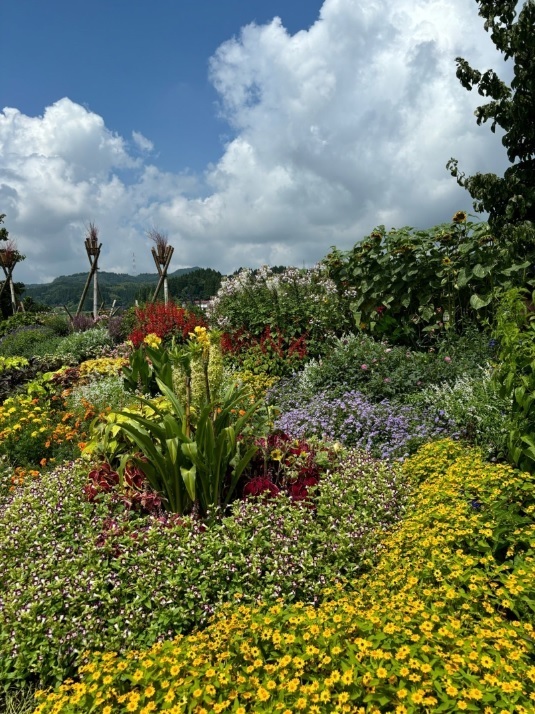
left=34, top=440, right=535, bottom=713
left=232, top=368, right=279, bottom=402
left=0, top=356, right=29, bottom=372
left=77, top=356, right=128, bottom=379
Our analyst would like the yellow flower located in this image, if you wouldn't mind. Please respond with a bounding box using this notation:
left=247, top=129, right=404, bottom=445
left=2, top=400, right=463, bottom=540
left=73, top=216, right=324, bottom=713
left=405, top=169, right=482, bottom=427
left=132, top=669, right=144, bottom=682
left=256, top=687, right=270, bottom=702
left=143, top=333, right=162, bottom=348
left=411, top=690, right=425, bottom=704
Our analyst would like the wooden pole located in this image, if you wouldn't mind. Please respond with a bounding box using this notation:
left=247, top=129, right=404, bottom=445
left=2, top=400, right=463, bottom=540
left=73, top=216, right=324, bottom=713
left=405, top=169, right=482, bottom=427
left=0, top=263, right=16, bottom=314
left=93, top=269, right=98, bottom=319
left=0, top=266, right=13, bottom=299
left=9, top=277, right=16, bottom=313
left=76, top=244, right=101, bottom=315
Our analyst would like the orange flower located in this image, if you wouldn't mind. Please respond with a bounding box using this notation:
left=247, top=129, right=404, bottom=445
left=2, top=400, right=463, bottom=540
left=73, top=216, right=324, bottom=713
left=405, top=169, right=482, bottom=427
left=40, top=458, right=47, bottom=467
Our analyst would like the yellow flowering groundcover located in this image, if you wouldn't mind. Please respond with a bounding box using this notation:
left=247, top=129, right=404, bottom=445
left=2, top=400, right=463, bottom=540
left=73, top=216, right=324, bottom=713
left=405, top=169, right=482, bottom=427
left=34, top=440, right=535, bottom=712
left=0, top=389, right=82, bottom=489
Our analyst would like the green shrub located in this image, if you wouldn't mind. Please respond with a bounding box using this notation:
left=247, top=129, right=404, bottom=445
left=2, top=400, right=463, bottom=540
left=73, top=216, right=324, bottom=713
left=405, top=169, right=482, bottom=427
left=409, top=368, right=509, bottom=456
left=492, top=287, right=535, bottom=471
left=326, top=216, right=530, bottom=345
left=209, top=264, right=351, bottom=361
left=0, top=326, right=62, bottom=359
left=40, top=313, right=71, bottom=337
left=52, top=328, right=112, bottom=363
left=0, top=313, right=45, bottom=340
left=273, top=330, right=491, bottom=406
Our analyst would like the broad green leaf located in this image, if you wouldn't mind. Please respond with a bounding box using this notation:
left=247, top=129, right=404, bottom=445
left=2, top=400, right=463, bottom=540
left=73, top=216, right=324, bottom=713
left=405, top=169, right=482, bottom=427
left=457, top=267, right=469, bottom=287
left=469, top=293, right=492, bottom=310
left=472, top=263, right=491, bottom=278
left=502, top=260, right=530, bottom=276
left=180, top=465, right=197, bottom=502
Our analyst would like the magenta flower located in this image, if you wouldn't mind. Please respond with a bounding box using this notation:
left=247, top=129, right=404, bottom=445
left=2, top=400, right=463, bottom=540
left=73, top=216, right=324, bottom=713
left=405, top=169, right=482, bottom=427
left=361, top=364, right=368, bottom=370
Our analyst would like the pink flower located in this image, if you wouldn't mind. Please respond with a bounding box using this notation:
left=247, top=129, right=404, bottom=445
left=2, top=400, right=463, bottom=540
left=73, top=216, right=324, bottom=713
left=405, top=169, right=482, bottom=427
left=444, top=356, right=452, bottom=363
left=361, top=364, right=368, bottom=370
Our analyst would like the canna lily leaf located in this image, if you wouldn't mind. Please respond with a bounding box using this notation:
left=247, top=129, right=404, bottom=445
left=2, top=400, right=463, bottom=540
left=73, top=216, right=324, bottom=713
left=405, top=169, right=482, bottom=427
left=180, top=465, right=197, bottom=502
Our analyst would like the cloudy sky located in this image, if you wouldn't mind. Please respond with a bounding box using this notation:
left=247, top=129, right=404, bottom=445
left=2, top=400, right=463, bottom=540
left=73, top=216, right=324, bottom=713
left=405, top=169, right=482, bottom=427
left=1, top=0, right=511, bottom=285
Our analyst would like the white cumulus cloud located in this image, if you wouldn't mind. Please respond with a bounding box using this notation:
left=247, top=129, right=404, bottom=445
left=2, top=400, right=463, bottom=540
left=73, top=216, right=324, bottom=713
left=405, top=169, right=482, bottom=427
left=0, top=0, right=511, bottom=285
left=132, top=131, right=154, bottom=153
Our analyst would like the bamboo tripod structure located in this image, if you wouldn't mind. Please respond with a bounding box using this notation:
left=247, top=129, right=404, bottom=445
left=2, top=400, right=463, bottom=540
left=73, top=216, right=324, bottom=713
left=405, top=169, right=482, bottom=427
left=0, top=257, right=17, bottom=314
left=76, top=224, right=102, bottom=318
left=151, top=244, right=174, bottom=304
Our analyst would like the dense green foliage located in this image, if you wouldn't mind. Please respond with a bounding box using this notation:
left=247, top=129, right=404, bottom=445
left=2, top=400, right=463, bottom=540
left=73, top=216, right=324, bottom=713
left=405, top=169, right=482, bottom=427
left=136, top=268, right=222, bottom=304
left=326, top=215, right=530, bottom=345
left=492, top=286, right=535, bottom=469
left=209, top=265, right=351, bottom=377
left=447, top=0, right=535, bottom=240
left=0, top=326, right=61, bottom=359
left=272, top=330, right=491, bottom=403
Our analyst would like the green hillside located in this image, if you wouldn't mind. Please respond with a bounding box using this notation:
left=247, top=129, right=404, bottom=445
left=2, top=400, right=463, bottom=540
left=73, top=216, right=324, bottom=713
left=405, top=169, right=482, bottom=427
left=22, top=267, right=221, bottom=310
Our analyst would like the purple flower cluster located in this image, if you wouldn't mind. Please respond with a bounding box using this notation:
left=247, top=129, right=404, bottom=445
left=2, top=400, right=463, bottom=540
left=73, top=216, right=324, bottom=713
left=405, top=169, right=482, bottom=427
left=274, top=390, right=457, bottom=460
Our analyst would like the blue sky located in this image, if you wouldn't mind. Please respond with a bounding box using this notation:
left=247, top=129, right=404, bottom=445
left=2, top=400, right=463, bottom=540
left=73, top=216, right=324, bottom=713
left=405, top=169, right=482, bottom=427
left=2, top=1, right=323, bottom=175
left=1, top=0, right=510, bottom=284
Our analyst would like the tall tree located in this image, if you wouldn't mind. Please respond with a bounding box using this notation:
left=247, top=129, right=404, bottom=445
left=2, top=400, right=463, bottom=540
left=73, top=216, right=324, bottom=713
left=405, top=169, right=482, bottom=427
left=447, top=0, right=535, bottom=242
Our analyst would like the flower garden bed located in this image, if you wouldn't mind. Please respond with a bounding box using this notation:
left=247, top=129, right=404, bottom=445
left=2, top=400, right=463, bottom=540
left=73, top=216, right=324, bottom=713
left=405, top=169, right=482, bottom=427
left=0, top=272, right=533, bottom=712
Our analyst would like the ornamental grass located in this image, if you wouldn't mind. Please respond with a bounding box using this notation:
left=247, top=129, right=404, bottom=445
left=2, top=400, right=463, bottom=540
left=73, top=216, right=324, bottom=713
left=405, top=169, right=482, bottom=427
left=33, top=439, right=535, bottom=712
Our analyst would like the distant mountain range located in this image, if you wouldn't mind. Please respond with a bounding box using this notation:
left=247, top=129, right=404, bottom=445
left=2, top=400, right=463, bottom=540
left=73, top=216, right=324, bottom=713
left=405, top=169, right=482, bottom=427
left=22, top=267, right=214, bottom=310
